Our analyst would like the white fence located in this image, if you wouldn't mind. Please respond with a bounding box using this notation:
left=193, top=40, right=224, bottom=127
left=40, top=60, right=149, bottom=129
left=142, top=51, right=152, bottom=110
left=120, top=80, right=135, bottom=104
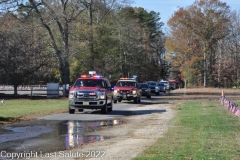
left=0, top=85, right=69, bottom=98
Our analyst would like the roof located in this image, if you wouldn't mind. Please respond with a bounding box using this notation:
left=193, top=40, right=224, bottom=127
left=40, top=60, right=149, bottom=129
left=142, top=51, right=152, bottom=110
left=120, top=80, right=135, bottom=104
left=168, top=79, right=178, bottom=82
left=77, top=74, right=106, bottom=80
left=77, top=77, right=105, bottom=80
left=117, top=79, right=136, bottom=82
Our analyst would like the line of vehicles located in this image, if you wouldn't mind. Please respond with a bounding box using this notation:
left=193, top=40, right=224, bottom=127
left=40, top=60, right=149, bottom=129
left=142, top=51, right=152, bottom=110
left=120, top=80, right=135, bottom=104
left=68, top=71, right=177, bottom=114
left=137, top=80, right=179, bottom=98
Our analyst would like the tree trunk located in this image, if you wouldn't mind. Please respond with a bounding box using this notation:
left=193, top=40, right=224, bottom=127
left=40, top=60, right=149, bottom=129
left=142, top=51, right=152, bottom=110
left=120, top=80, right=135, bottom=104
left=13, top=84, right=18, bottom=95
left=60, top=60, right=70, bottom=85
left=88, top=0, right=95, bottom=70
left=204, top=51, right=207, bottom=88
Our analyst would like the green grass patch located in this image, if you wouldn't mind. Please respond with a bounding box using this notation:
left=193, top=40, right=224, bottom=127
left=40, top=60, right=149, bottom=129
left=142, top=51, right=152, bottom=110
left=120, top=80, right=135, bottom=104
left=0, top=99, right=68, bottom=123
left=134, top=101, right=240, bottom=160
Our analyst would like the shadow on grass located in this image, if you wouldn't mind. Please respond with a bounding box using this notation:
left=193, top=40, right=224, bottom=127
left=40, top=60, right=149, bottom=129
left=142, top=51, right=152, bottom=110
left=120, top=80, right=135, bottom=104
left=0, top=93, right=66, bottom=100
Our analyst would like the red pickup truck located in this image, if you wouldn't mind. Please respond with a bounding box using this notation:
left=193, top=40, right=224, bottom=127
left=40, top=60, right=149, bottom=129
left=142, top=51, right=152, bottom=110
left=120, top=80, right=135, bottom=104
left=68, top=74, right=113, bottom=114
left=113, top=78, right=141, bottom=104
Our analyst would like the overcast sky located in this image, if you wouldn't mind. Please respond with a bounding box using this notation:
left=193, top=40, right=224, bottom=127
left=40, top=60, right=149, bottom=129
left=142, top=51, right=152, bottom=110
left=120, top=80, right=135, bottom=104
left=131, top=0, right=240, bottom=26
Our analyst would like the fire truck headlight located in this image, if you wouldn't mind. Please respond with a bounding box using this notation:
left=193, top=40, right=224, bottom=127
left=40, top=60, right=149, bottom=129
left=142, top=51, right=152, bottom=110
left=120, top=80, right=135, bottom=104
left=98, top=92, right=105, bottom=99
left=69, top=91, right=74, bottom=99
left=132, top=90, right=137, bottom=94
left=99, top=95, right=105, bottom=99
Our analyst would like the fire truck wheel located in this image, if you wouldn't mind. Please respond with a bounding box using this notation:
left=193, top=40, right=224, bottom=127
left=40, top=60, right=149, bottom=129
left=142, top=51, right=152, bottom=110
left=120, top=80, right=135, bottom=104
left=101, top=103, right=108, bottom=114
left=134, top=98, right=138, bottom=104
left=69, top=107, right=75, bottom=114
left=108, top=100, right=113, bottom=112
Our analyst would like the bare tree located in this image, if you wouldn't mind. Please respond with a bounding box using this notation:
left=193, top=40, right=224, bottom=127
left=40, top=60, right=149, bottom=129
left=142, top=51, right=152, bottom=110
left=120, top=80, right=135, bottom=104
left=0, top=13, right=50, bottom=94
left=0, top=0, right=88, bottom=87
left=214, top=10, right=240, bottom=88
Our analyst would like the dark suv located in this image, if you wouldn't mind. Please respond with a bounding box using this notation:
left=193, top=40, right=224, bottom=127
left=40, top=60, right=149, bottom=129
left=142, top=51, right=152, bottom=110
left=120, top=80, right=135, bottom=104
left=139, top=83, right=151, bottom=98
left=158, top=83, right=166, bottom=93
left=146, top=81, right=160, bottom=95
left=68, top=74, right=113, bottom=114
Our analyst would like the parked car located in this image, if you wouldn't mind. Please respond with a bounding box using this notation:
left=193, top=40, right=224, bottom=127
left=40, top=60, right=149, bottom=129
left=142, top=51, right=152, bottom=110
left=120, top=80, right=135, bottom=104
left=139, top=83, right=151, bottom=98
left=160, top=80, right=170, bottom=90
left=158, top=83, right=166, bottom=93
left=146, top=81, right=160, bottom=95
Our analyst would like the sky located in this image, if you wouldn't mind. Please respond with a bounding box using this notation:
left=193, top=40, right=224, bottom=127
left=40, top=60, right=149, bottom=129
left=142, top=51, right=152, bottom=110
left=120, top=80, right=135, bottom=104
left=131, top=0, right=240, bottom=27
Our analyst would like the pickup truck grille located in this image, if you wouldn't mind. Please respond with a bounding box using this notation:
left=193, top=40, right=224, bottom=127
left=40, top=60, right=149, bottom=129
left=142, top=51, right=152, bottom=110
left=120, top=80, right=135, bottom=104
left=119, top=90, right=130, bottom=94
left=76, top=91, right=97, bottom=99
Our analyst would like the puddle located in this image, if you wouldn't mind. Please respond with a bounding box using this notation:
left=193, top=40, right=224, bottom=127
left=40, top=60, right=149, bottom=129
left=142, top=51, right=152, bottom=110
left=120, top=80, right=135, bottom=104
left=0, top=125, right=52, bottom=143
left=64, top=120, right=122, bottom=149
left=0, top=119, right=124, bottom=159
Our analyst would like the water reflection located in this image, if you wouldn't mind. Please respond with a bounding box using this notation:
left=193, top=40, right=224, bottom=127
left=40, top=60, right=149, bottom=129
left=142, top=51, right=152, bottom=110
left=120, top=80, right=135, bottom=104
left=0, top=119, right=124, bottom=158
left=65, top=120, right=123, bottom=149
left=0, top=125, right=52, bottom=143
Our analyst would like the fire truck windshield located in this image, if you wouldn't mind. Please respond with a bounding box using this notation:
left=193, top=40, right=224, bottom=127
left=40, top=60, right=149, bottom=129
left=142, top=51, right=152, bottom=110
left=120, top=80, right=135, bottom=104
left=116, top=81, right=137, bottom=87
left=74, top=79, right=105, bottom=88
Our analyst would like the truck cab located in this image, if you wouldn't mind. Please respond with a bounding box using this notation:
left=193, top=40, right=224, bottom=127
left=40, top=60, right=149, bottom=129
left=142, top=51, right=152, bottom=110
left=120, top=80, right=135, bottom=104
left=68, top=74, right=113, bottom=114
left=113, top=78, right=141, bottom=104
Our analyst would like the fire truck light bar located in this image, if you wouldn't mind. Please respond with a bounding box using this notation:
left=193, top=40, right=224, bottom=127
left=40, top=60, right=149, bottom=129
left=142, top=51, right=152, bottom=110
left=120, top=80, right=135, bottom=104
left=93, top=74, right=102, bottom=78
left=81, top=74, right=87, bottom=78
left=81, top=74, right=103, bottom=78
left=120, top=77, right=135, bottom=80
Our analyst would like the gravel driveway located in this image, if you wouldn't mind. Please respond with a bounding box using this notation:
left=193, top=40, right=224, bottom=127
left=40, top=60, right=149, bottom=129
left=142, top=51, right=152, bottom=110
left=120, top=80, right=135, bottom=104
left=30, top=101, right=176, bottom=160
left=31, top=88, right=240, bottom=160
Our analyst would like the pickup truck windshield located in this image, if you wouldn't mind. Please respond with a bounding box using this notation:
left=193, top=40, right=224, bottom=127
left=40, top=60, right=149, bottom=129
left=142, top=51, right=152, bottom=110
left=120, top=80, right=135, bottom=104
left=148, top=83, right=157, bottom=85
left=116, top=81, right=137, bottom=87
left=140, top=84, right=148, bottom=88
left=74, top=79, right=105, bottom=87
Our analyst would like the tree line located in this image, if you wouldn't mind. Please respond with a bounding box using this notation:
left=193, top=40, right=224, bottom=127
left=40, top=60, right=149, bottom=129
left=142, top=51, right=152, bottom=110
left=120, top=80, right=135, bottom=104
left=166, top=0, right=240, bottom=88
left=1, top=0, right=240, bottom=94
left=0, top=0, right=167, bottom=94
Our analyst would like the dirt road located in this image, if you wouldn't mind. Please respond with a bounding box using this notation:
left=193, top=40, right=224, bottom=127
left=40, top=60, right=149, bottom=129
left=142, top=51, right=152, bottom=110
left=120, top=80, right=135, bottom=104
left=31, top=88, right=240, bottom=160
left=30, top=103, right=175, bottom=160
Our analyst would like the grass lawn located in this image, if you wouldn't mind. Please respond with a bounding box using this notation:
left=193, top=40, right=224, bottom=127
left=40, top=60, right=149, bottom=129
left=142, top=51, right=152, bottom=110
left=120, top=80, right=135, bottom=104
left=134, top=100, right=240, bottom=160
left=0, top=98, right=68, bottom=123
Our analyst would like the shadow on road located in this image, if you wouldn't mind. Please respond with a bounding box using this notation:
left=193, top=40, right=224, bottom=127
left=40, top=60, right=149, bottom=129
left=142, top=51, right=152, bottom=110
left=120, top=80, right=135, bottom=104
left=80, top=109, right=166, bottom=116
